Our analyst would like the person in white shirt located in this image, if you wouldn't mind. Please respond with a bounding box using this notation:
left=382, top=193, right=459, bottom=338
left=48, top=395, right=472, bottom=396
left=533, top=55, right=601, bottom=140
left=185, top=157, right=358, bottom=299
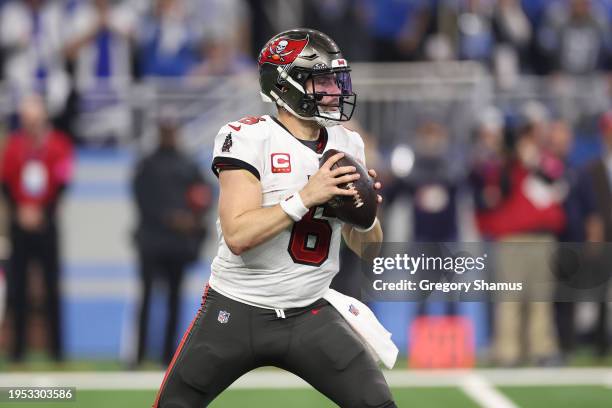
left=0, top=0, right=70, bottom=115
left=153, top=28, right=397, bottom=408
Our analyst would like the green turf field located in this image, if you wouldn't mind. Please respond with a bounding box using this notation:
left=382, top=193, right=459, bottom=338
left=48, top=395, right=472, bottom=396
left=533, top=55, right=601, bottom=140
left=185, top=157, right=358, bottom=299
left=0, top=386, right=610, bottom=408
left=500, top=386, right=612, bottom=408
left=1, top=364, right=612, bottom=407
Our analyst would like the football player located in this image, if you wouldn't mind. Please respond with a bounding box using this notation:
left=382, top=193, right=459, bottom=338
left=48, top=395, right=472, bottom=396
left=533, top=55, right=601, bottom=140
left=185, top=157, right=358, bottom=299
left=154, top=28, right=396, bottom=408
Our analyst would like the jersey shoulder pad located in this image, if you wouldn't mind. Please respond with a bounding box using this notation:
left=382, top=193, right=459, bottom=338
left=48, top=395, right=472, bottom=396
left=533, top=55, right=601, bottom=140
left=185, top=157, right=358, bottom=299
left=212, top=116, right=270, bottom=180
left=222, top=115, right=270, bottom=135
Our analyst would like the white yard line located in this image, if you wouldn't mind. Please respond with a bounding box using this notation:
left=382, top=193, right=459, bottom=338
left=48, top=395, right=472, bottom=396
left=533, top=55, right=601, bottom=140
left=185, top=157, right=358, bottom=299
left=383, top=368, right=612, bottom=387
left=604, top=371, right=612, bottom=389
left=459, top=374, right=519, bottom=408
left=0, top=372, right=164, bottom=390
left=0, top=368, right=611, bottom=390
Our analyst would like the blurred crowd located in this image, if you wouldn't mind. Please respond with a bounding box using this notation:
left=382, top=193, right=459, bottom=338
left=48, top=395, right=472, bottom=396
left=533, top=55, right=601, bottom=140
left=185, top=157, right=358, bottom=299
left=0, top=0, right=253, bottom=143
left=0, top=0, right=611, bottom=143
left=378, top=102, right=612, bottom=366
left=0, top=95, right=213, bottom=366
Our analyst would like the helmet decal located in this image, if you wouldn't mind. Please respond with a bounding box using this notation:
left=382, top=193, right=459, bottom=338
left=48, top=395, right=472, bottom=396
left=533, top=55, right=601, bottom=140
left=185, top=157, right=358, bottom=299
left=259, top=36, right=309, bottom=66
left=331, top=58, right=347, bottom=68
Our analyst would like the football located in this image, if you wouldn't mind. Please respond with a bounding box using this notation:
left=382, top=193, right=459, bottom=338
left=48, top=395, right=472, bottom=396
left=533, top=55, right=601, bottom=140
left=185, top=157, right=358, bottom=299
left=319, top=149, right=378, bottom=229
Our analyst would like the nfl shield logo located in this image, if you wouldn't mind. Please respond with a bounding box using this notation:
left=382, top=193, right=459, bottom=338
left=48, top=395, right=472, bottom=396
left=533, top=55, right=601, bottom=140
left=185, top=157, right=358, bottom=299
left=349, top=304, right=360, bottom=316
left=217, top=310, right=231, bottom=324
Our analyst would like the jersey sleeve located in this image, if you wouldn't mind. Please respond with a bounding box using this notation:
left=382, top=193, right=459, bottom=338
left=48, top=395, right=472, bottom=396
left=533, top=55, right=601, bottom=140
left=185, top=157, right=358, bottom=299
left=211, top=124, right=265, bottom=180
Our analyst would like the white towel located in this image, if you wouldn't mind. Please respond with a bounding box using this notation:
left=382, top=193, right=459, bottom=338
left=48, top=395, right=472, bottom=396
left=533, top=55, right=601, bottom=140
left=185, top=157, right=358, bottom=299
left=323, top=288, right=398, bottom=369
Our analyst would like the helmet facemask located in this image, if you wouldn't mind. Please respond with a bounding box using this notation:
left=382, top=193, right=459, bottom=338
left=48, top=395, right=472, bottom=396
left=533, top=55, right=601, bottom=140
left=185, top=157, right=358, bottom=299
left=304, top=69, right=356, bottom=126
left=270, top=68, right=356, bottom=127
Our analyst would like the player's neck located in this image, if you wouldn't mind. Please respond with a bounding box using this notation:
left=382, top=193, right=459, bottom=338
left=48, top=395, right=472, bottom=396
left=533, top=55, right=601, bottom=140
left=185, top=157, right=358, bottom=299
left=277, top=110, right=321, bottom=141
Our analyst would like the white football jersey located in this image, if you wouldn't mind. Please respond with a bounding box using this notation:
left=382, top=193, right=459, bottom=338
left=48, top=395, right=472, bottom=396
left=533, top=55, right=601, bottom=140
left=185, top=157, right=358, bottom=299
left=210, top=115, right=366, bottom=309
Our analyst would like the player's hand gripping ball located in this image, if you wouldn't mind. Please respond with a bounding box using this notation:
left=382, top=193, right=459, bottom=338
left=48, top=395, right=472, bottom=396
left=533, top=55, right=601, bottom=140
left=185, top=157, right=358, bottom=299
left=319, top=149, right=378, bottom=229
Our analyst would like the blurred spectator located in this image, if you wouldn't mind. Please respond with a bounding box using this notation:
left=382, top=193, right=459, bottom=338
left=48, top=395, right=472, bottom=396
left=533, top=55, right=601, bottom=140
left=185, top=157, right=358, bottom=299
left=538, top=0, right=612, bottom=75
left=64, top=0, right=136, bottom=88
left=303, top=0, right=372, bottom=61
left=520, top=0, right=555, bottom=27
left=1, top=94, right=73, bottom=363
left=583, top=110, right=612, bottom=357
left=189, top=35, right=253, bottom=77
left=131, top=109, right=212, bottom=366
left=63, top=0, right=137, bottom=144
left=548, top=120, right=603, bottom=361
left=438, top=0, right=496, bottom=63
left=0, top=0, right=70, bottom=116
left=477, top=119, right=566, bottom=366
left=519, top=100, right=552, bottom=145
left=518, top=0, right=556, bottom=74
left=137, top=0, right=199, bottom=78
left=387, top=121, right=464, bottom=242
left=191, top=0, right=251, bottom=45
left=385, top=120, right=470, bottom=320
left=492, top=0, right=532, bottom=77
left=436, top=0, right=461, bottom=60
left=469, top=106, right=508, bottom=345
left=457, top=0, right=496, bottom=62
left=470, top=106, right=509, bottom=214
left=189, top=0, right=253, bottom=77
left=362, top=0, right=431, bottom=61
left=548, top=120, right=601, bottom=245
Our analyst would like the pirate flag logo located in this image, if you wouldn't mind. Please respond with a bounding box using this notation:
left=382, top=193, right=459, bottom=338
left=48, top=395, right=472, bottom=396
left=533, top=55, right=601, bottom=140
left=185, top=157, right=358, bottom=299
left=258, top=36, right=309, bottom=66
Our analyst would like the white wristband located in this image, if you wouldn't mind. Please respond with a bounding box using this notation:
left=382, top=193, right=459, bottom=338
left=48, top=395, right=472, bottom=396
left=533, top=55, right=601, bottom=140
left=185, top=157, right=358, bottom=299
left=280, top=193, right=309, bottom=222
left=354, top=217, right=379, bottom=233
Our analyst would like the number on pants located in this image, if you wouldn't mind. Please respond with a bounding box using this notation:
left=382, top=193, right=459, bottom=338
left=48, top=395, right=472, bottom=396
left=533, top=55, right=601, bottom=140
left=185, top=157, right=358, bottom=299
left=288, top=206, right=334, bottom=266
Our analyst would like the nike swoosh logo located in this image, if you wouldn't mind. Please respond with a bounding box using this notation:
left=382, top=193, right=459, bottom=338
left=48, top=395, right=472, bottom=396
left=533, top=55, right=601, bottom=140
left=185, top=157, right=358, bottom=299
left=228, top=124, right=241, bottom=131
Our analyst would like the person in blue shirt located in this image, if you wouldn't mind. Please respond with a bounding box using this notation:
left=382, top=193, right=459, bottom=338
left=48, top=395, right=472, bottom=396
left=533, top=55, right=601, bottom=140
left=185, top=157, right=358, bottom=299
left=137, top=0, right=199, bottom=78
left=362, top=0, right=432, bottom=61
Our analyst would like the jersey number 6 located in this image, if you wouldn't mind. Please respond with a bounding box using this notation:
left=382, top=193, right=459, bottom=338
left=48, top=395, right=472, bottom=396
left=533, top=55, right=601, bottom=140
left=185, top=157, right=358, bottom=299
left=288, top=206, right=333, bottom=266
